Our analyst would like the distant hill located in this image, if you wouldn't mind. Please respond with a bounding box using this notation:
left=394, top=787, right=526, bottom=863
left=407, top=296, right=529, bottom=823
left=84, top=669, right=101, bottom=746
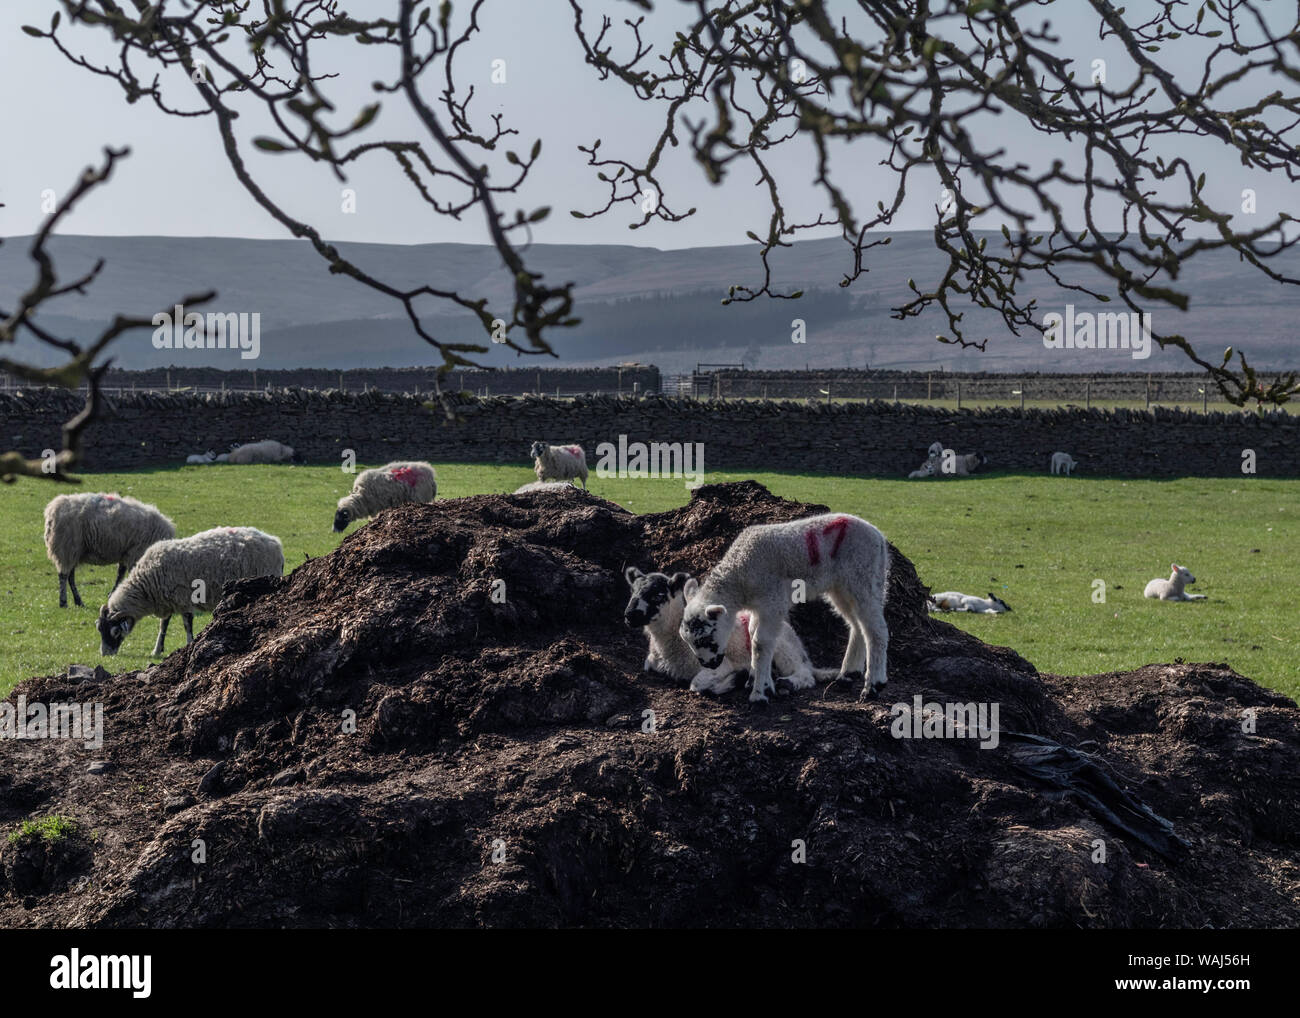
left=1, top=232, right=1295, bottom=373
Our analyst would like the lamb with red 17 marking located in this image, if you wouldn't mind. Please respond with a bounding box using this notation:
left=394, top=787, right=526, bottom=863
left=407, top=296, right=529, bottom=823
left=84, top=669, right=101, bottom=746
left=680, top=513, right=890, bottom=704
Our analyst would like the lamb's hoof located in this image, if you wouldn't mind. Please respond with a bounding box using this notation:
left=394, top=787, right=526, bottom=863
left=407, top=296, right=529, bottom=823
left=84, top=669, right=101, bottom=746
left=774, top=678, right=795, bottom=698
left=858, top=680, right=887, bottom=703
left=837, top=670, right=863, bottom=688
left=748, top=693, right=770, bottom=707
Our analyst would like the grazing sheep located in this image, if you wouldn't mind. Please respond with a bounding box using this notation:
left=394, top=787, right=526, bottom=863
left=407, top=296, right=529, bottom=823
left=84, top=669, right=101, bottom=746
left=96, top=526, right=284, bottom=656
left=186, top=450, right=218, bottom=465
left=227, top=439, right=295, bottom=465
left=680, top=512, right=890, bottom=704
left=529, top=441, right=588, bottom=489
left=927, top=591, right=1012, bottom=614
left=624, top=567, right=835, bottom=695
left=44, top=493, right=176, bottom=608
left=1143, top=563, right=1207, bottom=602
left=333, top=461, right=437, bottom=532
left=514, top=480, right=578, bottom=494
left=1050, top=451, right=1078, bottom=475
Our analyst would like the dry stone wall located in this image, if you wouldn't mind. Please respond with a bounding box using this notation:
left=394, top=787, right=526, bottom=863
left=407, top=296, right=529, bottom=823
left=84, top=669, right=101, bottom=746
left=1, top=388, right=1294, bottom=478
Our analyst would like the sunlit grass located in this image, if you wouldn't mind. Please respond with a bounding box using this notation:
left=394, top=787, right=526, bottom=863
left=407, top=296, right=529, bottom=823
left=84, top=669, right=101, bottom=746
left=1, top=464, right=1294, bottom=700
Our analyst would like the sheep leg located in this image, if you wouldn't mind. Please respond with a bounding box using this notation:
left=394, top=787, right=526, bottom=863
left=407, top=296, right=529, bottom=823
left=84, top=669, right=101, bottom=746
left=152, top=616, right=170, bottom=656
left=747, top=615, right=778, bottom=704
left=111, top=562, right=127, bottom=592
left=183, top=613, right=195, bottom=643
left=57, top=572, right=69, bottom=608
left=66, top=569, right=83, bottom=608
left=826, top=589, right=866, bottom=685
left=858, top=601, right=890, bottom=702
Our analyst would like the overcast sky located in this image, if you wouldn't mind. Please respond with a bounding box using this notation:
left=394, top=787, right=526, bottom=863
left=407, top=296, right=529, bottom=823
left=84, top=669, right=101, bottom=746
left=0, top=1, right=1291, bottom=250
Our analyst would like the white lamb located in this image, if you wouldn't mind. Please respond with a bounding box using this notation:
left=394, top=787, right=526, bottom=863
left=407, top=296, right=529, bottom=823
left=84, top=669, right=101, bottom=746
left=928, top=591, right=1012, bottom=614
left=96, top=526, right=285, bottom=656
left=1143, top=563, right=1207, bottom=602
left=624, top=567, right=836, bottom=695
left=1050, top=452, right=1078, bottom=475
left=333, top=460, right=437, bottom=532
left=186, top=450, right=218, bottom=465
left=227, top=439, right=296, bottom=465
left=44, top=492, right=176, bottom=608
left=908, top=442, right=985, bottom=478
left=530, top=441, right=588, bottom=489
left=680, top=513, right=890, bottom=704
left=514, top=480, right=578, bottom=494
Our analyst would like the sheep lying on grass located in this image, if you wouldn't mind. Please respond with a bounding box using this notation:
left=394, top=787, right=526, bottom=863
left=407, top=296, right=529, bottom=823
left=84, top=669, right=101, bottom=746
left=624, top=567, right=835, bottom=695
left=227, top=439, right=295, bottom=464
left=186, top=450, right=218, bottom=465
left=529, top=442, right=588, bottom=489
left=97, top=526, right=284, bottom=656
left=1050, top=451, right=1078, bottom=475
left=1144, top=563, right=1207, bottom=602
left=927, top=591, right=1012, bottom=614
left=908, top=442, right=986, bottom=478
left=680, top=512, right=890, bottom=704
left=44, top=493, right=175, bottom=608
left=333, top=461, right=437, bottom=532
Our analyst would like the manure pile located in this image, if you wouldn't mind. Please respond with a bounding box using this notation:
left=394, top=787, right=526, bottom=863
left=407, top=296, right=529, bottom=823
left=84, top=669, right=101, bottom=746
left=2, top=482, right=1297, bottom=927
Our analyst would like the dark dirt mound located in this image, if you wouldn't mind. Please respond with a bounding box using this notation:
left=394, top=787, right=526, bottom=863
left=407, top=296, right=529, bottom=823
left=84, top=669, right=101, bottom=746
left=2, top=481, right=1297, bottom=927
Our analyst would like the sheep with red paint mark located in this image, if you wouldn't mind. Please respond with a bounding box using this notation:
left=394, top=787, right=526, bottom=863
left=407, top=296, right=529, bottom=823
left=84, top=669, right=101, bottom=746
left=333, top=461, right=437, bottom=532
left=529, top=441, right=588, bottom=489
left=623, top=567, right=836, bottom=695
left=680, top=513, right=890, bottom=704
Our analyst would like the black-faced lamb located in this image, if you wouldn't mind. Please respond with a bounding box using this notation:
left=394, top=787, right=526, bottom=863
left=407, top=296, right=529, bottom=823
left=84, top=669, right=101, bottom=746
left=227, top=439, right=295, bottom=465
left=96, top=526, right=284, bottom=656
left=927, top=591, right=1012, bottom=614
left=44, top=492, right=176, bottom=608
left=680, top=513, right=890, bottom=704
left=529, top=441, right=588, bottom=489
left=333, top=461, right=437, bottom=532
left=624, top=567, right=835, bottom=695
left=1143, top=563, right=1207, bottom=602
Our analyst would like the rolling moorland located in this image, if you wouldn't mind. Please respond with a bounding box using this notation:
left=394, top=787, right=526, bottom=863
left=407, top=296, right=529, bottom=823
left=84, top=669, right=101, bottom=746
left=1, top=232, right=1296, bottom=374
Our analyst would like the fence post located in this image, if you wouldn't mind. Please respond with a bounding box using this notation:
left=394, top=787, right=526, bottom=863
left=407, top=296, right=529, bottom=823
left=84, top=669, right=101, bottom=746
left=1085, top=380, right=1091, bottom=410
left=1020, top=382, right=1025, bottom=411
left=957, top=381, right=962, bottom=410
left=1145, top=373, right=1151, bottom=409
left=928, top=373, right=932, bottom=401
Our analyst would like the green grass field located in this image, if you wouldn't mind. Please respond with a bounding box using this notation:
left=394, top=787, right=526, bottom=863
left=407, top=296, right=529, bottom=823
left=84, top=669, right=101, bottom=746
left=1, top=465, right=1295, bottom=700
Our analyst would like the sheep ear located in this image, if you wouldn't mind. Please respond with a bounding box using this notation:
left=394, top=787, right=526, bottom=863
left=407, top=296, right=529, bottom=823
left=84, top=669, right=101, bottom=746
left=98, top=604, right=109, bottom=619
left=1171, top=562, right=1179, bottom=571
left=669, top=572, right=690, bottom=595
left=624, top=566, right=643, bottom=586
left=682, top=577, right=699, bottom=600
left=705, top=604, right=727, bottom=620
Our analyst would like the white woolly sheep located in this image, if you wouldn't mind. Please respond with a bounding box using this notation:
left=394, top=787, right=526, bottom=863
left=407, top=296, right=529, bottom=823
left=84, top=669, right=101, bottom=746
left=1050, top=451, right=1078, bottom=475
left=227, top=439, right=296, bottom=465
left=908, top=443, right=985, bottom=478
left=96, top=526, right=284, bottom=656
left=1143, top=563, right=1207, bottom=602
left=333, top=460, right=437, bottom=532
left=513, top=480, right=579, bottom=494
left=186, top=450, right=218, bottom=465
left=529, top=441, right=588, bottom=489
left=624, top=567, right=836, bottom=695
left=44, top=492, right=176, bottom=609
left=680, top=512, right=890, bottom=704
